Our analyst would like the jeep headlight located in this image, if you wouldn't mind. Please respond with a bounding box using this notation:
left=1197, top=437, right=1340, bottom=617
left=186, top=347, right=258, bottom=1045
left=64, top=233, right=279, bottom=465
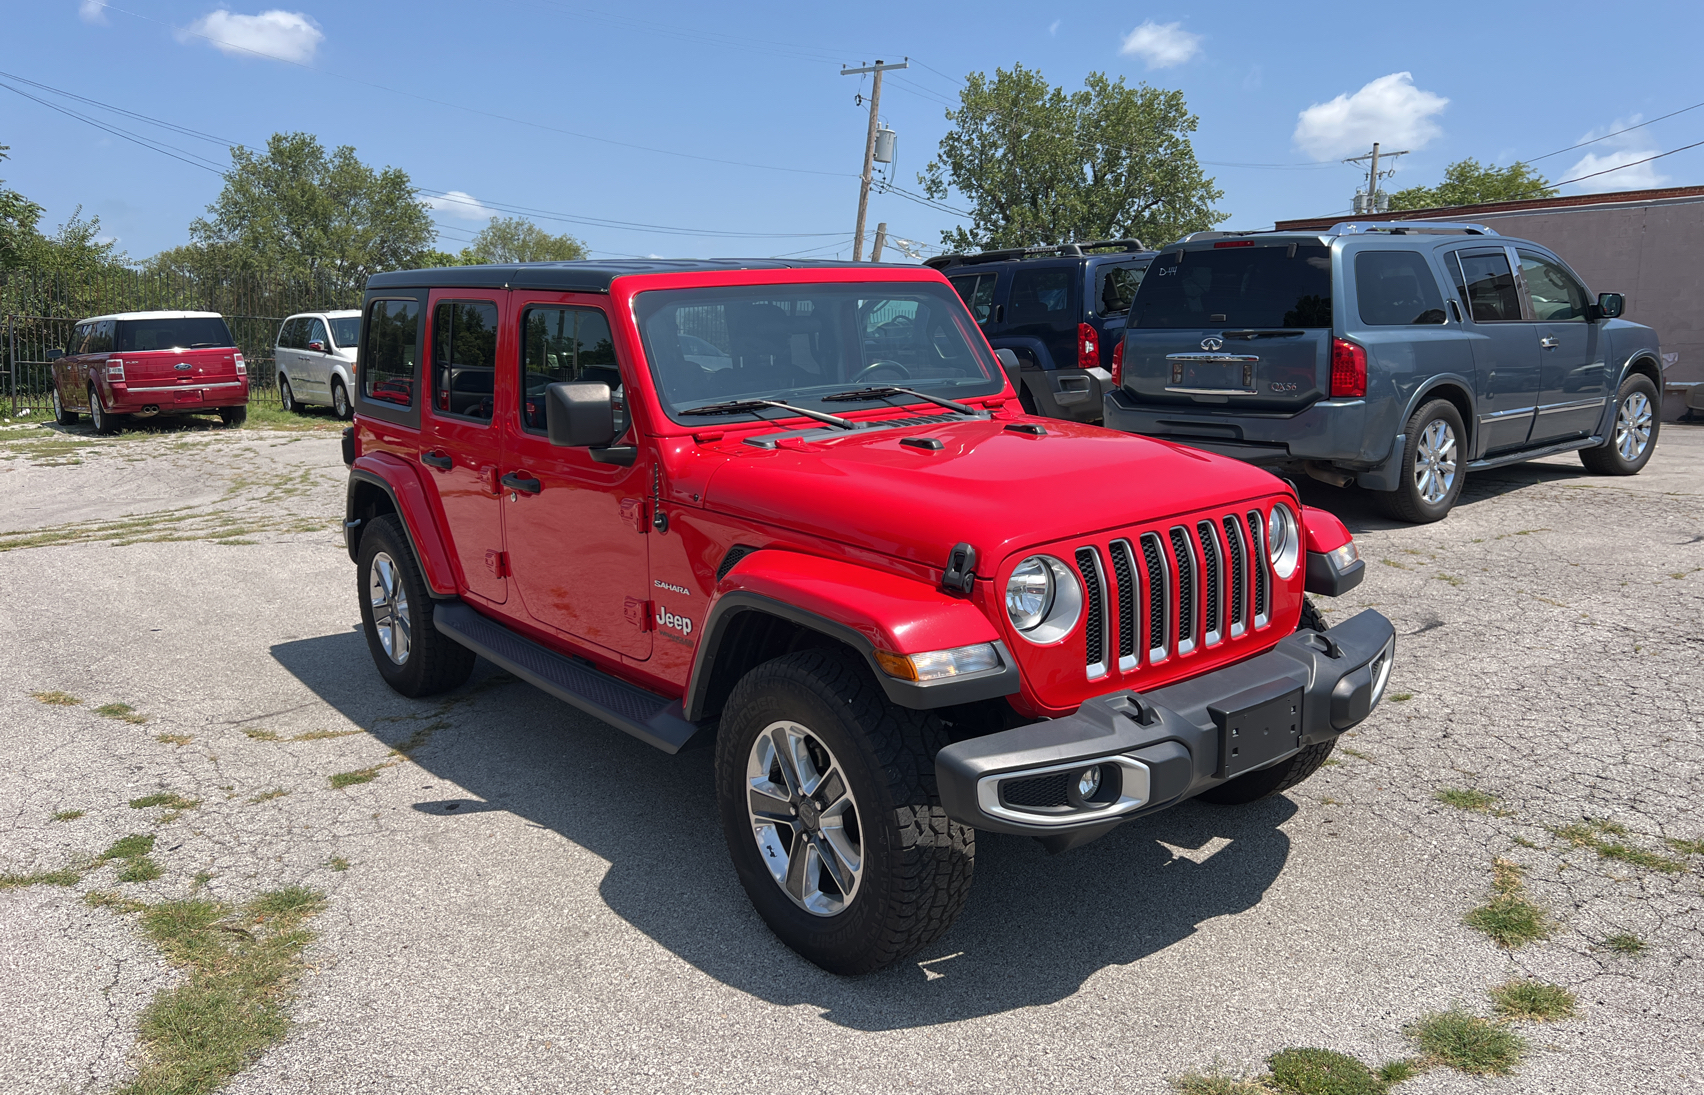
left=1267, top=503, right=1301, bottom=580
left=1005, top=555, right=1082, bottom=643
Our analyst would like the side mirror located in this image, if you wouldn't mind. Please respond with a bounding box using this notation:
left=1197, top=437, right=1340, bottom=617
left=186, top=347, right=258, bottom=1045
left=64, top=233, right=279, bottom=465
left=1593, top=292, right=1625, bottom=320
left=45, top=349, right=64, bottom=362
left=307, top=340, right=326, bottom=353
left=994, top=347, right=1022, bottom=390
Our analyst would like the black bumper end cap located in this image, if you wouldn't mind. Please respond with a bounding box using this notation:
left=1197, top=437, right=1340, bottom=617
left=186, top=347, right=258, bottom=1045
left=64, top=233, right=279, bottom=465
left=1305, top=550, right=1365, bottom=597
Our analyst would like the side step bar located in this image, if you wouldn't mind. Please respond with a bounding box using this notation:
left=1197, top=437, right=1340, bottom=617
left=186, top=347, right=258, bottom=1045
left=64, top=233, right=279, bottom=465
left=1466, top=434, right=1602, bottom=472
left=432, top=601, right=701, bottom=754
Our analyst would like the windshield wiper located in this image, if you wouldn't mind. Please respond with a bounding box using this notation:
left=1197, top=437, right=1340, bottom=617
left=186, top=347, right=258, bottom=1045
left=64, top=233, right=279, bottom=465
left=819, top=386, right=977, bottom=415
left=679, top=399, right=854, bottom=429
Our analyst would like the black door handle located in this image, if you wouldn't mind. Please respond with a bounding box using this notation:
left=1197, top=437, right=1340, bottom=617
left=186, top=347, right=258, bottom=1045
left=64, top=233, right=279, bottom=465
left=420, top=451, right=452, bottom=470
left=501, top=472, right=542, bottom=494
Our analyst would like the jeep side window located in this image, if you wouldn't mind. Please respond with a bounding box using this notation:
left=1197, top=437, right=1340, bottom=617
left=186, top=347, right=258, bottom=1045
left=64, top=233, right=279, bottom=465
left=363, top=300, right=420, bottom=406
left=1097, top=263, right=1146, bottom=316
left=521, top=306, right=621, bottom=434
left=431, top=300, right=498, bottom=422
left=1516, top=251, right=1589, bottom=323
left=948, top=274, right=996, bottom=323
left=1354, top=251, right=1446, bottom=326
left=1453, top=251, right=1522, bottom=322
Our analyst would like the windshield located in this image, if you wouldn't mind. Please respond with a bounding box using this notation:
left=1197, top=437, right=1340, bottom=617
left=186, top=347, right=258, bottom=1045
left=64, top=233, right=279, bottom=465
left=1131, top=243, right=1333, bottom=329
left=115, top=316, right=235, bottom=351
left=329, top=317, right=361, bottom=348
left=634, top=282, right=1002, bottom=424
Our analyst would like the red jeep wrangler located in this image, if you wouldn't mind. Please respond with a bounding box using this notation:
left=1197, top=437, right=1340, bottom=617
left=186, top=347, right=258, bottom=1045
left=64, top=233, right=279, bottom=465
left=342, top=260, right=1395, bottom=974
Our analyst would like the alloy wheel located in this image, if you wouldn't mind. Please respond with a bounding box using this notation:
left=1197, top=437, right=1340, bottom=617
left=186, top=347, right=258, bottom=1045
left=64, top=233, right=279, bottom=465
left=745, top=721, right=863, bottom=917
left=367, top=551, right=412, bottom=664
left=280, top=377, right=295, bottom=412
left=1413, top=419, right=1458, bottom=505
left=333, top=382, right=350, bottom=418
left=1615, top=391, right=1652, bottom=462
left=51, top=386, right=63, bottom=420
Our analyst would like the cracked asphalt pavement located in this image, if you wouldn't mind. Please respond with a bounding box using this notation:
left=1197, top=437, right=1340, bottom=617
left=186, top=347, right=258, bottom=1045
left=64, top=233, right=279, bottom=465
left=2, top=418, right=1701, bottom=1093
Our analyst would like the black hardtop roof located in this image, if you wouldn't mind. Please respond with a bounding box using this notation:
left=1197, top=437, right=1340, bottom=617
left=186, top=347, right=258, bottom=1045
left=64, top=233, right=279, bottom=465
left=365, top=258, right=923, bottom=294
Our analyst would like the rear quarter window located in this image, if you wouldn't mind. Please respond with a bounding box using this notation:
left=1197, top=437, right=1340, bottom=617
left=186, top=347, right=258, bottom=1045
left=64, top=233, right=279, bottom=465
left=1095, top=262, right=1148, bottom=317
left=362, top=300, right=420, bottom=408
left=1132, top=244, right=1332, bottom=329
left=1354, top=251, right=1446, bottom=326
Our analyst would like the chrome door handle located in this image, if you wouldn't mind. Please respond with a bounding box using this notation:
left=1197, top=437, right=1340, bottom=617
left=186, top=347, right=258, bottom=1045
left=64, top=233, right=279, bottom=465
left=1539, top=336, right=1559, bottom=349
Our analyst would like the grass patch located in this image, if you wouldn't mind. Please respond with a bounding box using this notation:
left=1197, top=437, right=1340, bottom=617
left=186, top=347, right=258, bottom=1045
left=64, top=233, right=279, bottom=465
left=1406, top=1008, right=1524, bottom=1075
left=101, top=833, right=157, bottom=861
left=1172, top=1065, right=1273, bottom=1094
left=1603, top=932, right=1644, bottom=955
left=87, top=890, right=147, bottom=913
left=118, top=857, right=164, bottom=882
left=130, top=792, right=200, bottom=811
left=1267, top=1047, right=1385, bottom=1094
left=0, top=867, right=83, bottom=889
left=247, top=789, right=289, bottom=804
left=156, top=733, right=193, bottom=746
left=1388, top=692, right=1413, bottom=702
left=1490, top=979, right=1577, bottom=1022
left=96, top=702, right=149, bottom=725
left=1374, top=1061, right=1417, bottom=1086
left=1549, top=818, right=1685, bottom=873
left=1338, top=746, right=1373, bottom=762
left=328, top=856, right=350, bottom=872
left=1432, top=573, right=1464, bottom=587
left=1666, top=837, right=1704, bottom=856
left=242, top=728, right=282, bottom=741
left=31, top=689, right=82, bottom=705
left=52, top=808, right=86, bottom=822
left=1436, top=788, right=1500, bottom=813
left=1464, top=858, right=1553, bottom=949
left=329, top=767, right=381, bottom=789
left=109, top=885, right=327, bottom=1095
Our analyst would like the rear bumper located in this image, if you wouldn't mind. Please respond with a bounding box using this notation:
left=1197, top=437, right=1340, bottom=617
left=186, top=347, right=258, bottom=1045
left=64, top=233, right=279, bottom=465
left=1103, top=388, right=1390, bottom=467
left=108, top=380, right=249, bottom=411
left=935, top=609, right=1395, bottom=845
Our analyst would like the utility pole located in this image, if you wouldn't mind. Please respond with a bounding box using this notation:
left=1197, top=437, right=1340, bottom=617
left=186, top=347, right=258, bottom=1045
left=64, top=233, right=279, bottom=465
left=871, top=222, right=888, bottom=262
left=841, top=58, right=908, bottom=260
left=1343, top=142, right=1409, bottom=214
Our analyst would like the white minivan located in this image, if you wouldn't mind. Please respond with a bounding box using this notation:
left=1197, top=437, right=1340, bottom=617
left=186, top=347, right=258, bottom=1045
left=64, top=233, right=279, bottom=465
left=275, top=309, right=361, bottom=419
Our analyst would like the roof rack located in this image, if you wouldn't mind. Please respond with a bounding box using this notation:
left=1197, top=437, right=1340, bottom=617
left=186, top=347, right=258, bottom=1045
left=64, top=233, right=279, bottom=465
left=924, top=238, right=1148, bottom=269
left=1328, top=221, right=1497, bottom=236
left=1175, top=230, right=1270, bottom=243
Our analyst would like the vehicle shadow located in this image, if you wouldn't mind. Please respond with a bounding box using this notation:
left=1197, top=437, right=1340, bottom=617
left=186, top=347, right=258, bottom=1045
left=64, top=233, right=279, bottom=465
left=1294, top=456, right=1596, bottom=536
left=273, top=632, right=1297, bottom=1031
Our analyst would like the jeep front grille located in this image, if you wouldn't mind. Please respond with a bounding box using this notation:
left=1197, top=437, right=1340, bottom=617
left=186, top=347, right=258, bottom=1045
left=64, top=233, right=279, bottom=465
left=1069, top=508, right=1278, bottom=680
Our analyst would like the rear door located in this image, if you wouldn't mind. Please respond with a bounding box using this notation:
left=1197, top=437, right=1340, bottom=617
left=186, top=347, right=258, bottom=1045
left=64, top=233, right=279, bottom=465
left=947, top=273, right=998, bottom=330
left=1446, top=248, right=1541, bottom=454
left=420, top=293, right=506, bottom=604
left=276, top=318, right=305, bottom=392
left=116, top=316, right=239, bottom=409
left=1517, top=249, right=1606, bottom=443
left=1005, top=263, right=1078, bottom=368
left=1123, top=241, right=1334, bottom=410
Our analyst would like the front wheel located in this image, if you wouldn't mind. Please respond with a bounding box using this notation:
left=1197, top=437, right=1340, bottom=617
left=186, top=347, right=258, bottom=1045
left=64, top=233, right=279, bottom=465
left=1371, top=399, right=1465, bottom=524
left=716, top=649, right=974, bottom=975
left=1580, top=373, right=1658, bottom=475
left=279, top=376, right=299, bottom=414
left=332, top=378, right=352, bottom=420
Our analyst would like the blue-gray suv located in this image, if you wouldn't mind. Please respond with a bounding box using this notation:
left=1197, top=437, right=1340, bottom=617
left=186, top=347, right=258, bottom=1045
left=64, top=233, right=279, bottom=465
left=1105, top=222, right=1663, bottom=522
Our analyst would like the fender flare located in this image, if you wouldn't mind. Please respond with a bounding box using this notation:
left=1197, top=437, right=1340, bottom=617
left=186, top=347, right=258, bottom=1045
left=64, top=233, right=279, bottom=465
left=344, top=454, right=458, bottom=597
left=1400, top=373, right=1477, bottom=438
left=683, top=551, right=1019, bottom=719
left=1596, top=350, right=1664, bottom=435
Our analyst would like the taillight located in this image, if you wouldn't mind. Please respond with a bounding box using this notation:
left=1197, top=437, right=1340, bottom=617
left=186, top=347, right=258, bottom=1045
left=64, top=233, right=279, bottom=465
left=106, top=358, right=125, bottom=381
left=234, top=353, right=246, bottom=376
left=1077, top=322, right=1098, bottom=369
left=1110, top=337, right=1125, bottom=388
left=1330, top=338, right=1367, bottom=398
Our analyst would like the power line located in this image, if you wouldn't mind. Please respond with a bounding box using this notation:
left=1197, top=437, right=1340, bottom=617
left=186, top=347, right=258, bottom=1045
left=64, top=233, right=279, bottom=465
left=1551, top=138, right=1704, bottom=187
left=0, top=79, right=227, bottom=174
left=1528, top=101, right=1704, bottom=163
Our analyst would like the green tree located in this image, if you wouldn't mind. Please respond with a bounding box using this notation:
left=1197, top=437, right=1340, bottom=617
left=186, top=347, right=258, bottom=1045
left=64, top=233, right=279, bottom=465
left=1389, top=158, right=1556, bottom=211
left=921, top=65, right=1224, bottom=252
left=460, top=216, right=587, bottom=263
left=1, top=144, right=46, bottom=270
left=185, top=132, right=436, bottom=292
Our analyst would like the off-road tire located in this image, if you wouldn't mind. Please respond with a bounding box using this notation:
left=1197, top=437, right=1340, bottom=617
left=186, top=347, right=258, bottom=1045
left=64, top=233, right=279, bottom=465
left=332, top=378, right=352, bottom=420
left=1371, top=399, right=1466, bottom=524
left=279, top=376, right=299, bottom=413
left=218, top=406, right=248, bottom=428
left=52, top=385, right=78, bottom=426
left=357, top=515, right=476, bottom=697
left=88, top=386, right=118, bottom=435
left=1196, top=598, right=1335, bottom=805
left=716, top=649, right=974, bottom=975
left=1579, top=373, right=1659, bottom=476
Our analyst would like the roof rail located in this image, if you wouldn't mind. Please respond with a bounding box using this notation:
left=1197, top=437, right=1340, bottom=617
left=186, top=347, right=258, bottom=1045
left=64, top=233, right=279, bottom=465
left=1328, top=221, right=1498, bottom=236
left=923, top=238, right=1148, bottom=270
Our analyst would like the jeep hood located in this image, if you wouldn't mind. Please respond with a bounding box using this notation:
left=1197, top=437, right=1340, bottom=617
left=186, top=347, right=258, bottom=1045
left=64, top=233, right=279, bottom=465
left=700, top=417, right=1285, bottom=575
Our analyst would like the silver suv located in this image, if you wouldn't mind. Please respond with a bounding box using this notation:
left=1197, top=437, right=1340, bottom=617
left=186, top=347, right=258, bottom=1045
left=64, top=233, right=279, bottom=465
left=275, top=310, right=361, bottom=419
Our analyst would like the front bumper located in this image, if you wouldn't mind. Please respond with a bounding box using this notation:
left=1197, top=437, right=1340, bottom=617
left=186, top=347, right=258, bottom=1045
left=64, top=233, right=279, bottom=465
left=935, top=609, right=1396, bottom=847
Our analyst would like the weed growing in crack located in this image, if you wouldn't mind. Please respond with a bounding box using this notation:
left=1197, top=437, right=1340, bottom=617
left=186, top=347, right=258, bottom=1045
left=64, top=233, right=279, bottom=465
left=1464, top=858, right=1554, bottom=949
left=247, top=789, right=289, bottom=804
left=1405, top=1008, right=1524, bottom=1075
left=155, top=733, right=193, bottom=746
left=1374, top=1061, right=1417, bottom=1085
left=1490, top=979, right=1577, bottom=1022
left=101, top=834, right=156, bottom=860
left=1170, top=1063, right=1272, bottom=1094
left=1550, top=819, right=1685, bottom=874
left=1267, top=1048, right=1385, bottom=1094
left=129, top=792, right=200, bottom=811
left=329, top=767, right=381, bottom=789
left=96, top=702, right=149, bottom=725
left=0, top=867, right=82, bottom=889
left=52, top=809, right=85, bottom=822
left=1604, top=932, right=1644, bottom=955
left=1338, top=746, right=1374, bottom=762
left=1389, top=692, right=1414, bottom=702
left=1667, top=837, right=1704, bottom=856
left=119, top=857, right=164, bottom=882
left=31, top=690, right=82, bottom=705
left=242, top=728, right=282, bottom=741
left=1436, top=788, right=1502, bottom=813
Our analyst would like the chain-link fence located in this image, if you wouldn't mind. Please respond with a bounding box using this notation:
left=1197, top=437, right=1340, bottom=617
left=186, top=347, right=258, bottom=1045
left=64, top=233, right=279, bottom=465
left=1, top=267, right=359, bottom=416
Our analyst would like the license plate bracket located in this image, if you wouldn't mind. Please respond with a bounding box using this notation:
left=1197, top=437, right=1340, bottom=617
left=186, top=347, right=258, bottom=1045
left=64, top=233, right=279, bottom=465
left=1209, top=679, right=1304, bottom=779
left=1170, top=360, right=1255, bottom=393
left=174, top=389, right=202, bottom=403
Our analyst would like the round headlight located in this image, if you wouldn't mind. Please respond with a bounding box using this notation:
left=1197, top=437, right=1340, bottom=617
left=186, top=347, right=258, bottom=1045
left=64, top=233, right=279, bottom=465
left=1267, top=503, right=1301, bottom=580
left=1004, top=555, right=1083, bottom=643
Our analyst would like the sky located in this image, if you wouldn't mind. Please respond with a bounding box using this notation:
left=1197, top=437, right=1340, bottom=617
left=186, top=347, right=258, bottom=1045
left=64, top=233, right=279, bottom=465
left=3, top=0, right=1702, bottom=263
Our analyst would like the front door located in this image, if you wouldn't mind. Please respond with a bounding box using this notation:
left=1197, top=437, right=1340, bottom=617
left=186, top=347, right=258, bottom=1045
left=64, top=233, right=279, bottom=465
left=420, top=294, right=506, bottom=604
left=1449, top=248, right=1540, bottom=454
left=501, top=297, right=651, bottom=660
left=1517, top=249, right=1607, bottom=444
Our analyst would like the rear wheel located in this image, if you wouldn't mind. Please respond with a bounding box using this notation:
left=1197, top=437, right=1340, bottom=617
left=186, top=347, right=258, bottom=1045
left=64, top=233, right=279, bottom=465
left=332, top=378, right=352, bottom=420
left=279, top=376, right=299, bottom=414
left=1580, top=373, right=1658, bottom=476
left=88, top=386, right=118, bottom=435
left=357, top=515, right=475, bottom=697
left=1196, top=598, right=1336, bottom=805
left=51, top=385, right=78, bottom=426
left=716, top=649, right=973, bottom=975
left=219, top=406, right=247, bottom=428
left=1371, top=399, right=1465, bottom=524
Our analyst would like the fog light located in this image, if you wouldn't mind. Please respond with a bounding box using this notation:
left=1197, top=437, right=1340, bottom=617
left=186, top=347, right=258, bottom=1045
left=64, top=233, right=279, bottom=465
left=1077, top=766, right=1101, bottom=798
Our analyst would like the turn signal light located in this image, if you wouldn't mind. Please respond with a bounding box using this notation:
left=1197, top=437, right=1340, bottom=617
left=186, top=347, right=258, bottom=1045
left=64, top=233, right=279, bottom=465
left=1110, top=338, right=1125, bottom=388
left=1330, top=338, right=1366, bottom=398
left=1077, top=322, right=1098, bottom=369
left=874, top=643, right=1001, bottom=682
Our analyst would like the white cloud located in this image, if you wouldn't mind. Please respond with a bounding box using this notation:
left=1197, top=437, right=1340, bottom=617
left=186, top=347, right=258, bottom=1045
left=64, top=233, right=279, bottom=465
left=1561, top=116, right=1668, bottom=193
left=1048, top=19, right=1060, bottom=36
left=178, top=9, right=324, bottom=63
left=1293, top=72, right=1447, bottom=161
left=424, top=191, right=499, bottom=222
left=79, top=1, right=108, bottom=25
left=1119, top=21, right=1201, bottom=69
